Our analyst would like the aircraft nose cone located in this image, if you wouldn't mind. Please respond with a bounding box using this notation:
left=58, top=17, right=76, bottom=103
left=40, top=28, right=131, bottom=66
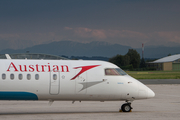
left=147, top=88, right=155, bottom=98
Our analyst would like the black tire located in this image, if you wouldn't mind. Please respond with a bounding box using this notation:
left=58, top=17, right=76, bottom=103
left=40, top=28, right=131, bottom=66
left=121, top=103, right=132, bottom=112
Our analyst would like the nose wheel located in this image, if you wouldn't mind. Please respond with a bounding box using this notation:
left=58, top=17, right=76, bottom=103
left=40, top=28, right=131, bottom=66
left=120, top=103, right=132, bottom=112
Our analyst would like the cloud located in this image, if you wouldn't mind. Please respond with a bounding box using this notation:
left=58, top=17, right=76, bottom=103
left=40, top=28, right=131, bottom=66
left=157, top=31, right=180, bottom=43
left=108, top=30, right=148, bottom=39
left=65, top=27, right=148, bottom=40
left=1, top=26, right=180, bottom=50
left=64, top=27, right=180, bottom=47
left=63, top=27, right=153, bottom=47
left=69, top=27, right=107, bottom=39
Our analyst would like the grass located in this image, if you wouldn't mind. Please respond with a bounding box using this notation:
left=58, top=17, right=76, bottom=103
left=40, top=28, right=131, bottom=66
left=126, top=71, right=180, bottom=79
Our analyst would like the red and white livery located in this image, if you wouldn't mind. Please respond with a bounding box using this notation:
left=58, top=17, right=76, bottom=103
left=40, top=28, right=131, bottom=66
left=0, top=59, right=155, bottom=112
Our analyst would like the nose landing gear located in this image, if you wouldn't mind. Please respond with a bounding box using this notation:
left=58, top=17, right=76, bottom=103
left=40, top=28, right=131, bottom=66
left=119, top=103, right=132, bottom=112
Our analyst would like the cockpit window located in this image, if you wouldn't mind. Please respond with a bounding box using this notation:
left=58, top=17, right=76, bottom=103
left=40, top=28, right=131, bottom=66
left=105, top=68, right=127, bottom=76
left=115, top=68, right=127, bottom=75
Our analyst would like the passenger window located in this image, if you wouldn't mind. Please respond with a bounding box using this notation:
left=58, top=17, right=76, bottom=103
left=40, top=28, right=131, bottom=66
left=10, top=74, right=14, bottom=80
left=35, top=74, right=39, bottom=80
left=19, top=74, right=23, bottom=80
left=53, top=74, right=57, bottom=80
left=27, top=74, right=31, bottom=80
left=2, top=73, right=6, bottom=80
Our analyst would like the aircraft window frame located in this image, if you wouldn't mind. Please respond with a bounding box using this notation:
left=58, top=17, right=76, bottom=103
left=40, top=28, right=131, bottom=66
left=19, top=74, right=23, bottom=80
left=35, top=74, right=39, bottom=80
left=105, top=68, right=127, bottom=76
left=53, top=74, right=57, bottom=80
left=2, top=73, right=6, bottom=80
left=27, top=74, right=31, bottom=80
left=10, top=74, right=14, bottom=80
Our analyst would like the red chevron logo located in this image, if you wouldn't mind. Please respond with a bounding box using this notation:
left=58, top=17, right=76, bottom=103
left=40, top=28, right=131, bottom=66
left=71, top=65, right=100, bottom=80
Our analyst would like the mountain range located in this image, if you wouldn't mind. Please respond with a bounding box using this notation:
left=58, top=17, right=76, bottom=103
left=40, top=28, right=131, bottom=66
left=0, top=41, right=180, bottom=59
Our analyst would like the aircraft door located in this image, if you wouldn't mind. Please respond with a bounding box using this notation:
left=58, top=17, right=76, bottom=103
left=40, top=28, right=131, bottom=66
left=75, top=70, right=87, bottom=94
left=49, top=71, right=60, bottom=95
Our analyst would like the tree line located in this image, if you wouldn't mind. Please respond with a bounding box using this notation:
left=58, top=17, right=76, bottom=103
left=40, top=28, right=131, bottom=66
left=108, top=49, right=148, bottom=70
left=61, top=49, right=156, bottom=71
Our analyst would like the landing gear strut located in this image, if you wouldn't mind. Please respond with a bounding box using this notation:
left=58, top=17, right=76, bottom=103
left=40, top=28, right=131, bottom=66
left=120, top=103, right=132, bottom=112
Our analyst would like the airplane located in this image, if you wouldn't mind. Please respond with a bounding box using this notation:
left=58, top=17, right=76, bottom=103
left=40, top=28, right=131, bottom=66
left=0, top=57, right=155, bottom=112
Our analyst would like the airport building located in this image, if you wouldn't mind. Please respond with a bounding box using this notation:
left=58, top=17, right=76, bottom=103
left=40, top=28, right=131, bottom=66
left=148, top=54, right=180, bottom=71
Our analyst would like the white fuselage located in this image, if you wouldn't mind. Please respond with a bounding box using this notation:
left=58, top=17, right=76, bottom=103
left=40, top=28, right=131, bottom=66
left=0, top=59, right=155, bottom=101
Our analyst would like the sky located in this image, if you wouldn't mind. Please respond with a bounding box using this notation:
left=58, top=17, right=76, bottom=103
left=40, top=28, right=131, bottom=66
left=0, top=0, right=180, bottom=50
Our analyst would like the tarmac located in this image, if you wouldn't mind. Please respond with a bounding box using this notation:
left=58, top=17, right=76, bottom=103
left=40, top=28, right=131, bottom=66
left=0, top=80, right=180, bottom=120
